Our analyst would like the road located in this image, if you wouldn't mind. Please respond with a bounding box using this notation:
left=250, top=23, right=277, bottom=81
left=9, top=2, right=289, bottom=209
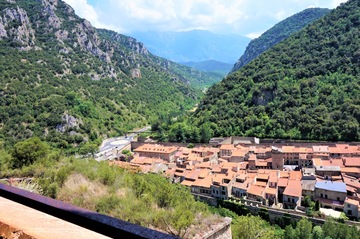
left=95, top=126, right=150, bottom=161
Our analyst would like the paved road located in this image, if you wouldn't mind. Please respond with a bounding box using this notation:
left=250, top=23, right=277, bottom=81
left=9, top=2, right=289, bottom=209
left=95, top=126, right=150, bottom=161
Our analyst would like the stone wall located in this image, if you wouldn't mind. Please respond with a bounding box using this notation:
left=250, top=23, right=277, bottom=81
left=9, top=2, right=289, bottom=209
left=202, top=217, right=232, bottom=239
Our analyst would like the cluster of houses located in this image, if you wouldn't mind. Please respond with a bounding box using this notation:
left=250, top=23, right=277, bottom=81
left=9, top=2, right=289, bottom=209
left=111, top=137, right=360, bottom=219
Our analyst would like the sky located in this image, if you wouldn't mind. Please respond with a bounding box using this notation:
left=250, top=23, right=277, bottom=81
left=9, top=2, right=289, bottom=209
left=63, top=0, right=348, bottom=38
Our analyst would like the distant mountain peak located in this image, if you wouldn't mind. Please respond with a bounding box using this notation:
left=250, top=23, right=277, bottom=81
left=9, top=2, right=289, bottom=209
left=131, top=30, right=251, bottom=64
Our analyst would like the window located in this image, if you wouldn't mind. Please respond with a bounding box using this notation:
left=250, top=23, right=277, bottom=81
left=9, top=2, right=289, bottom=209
left=348, top=204, right=351, bottom=208
left=337, top=197, right=340, bottom=201
left=325, top=194, right=328, bottom=199
left=292, top=198, right=295, bottom=203
left=320, top=193, right=323, bottom=198
left=288, top=198, right=290, bottom=202
left=348, top=210, right=352, bottom=215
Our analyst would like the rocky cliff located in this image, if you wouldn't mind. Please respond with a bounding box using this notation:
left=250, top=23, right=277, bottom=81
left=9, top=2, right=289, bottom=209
left=0, top=0, right=203, bottom=147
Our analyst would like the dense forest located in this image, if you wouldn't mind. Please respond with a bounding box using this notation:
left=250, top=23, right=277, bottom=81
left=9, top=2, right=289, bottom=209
left=170, top=0, right=360, bottom=142
left=0, top=0, right=221, bottom=150
left=231, top=8, right=331, bottom=73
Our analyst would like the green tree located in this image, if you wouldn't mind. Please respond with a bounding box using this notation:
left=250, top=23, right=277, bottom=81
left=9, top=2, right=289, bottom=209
left=11, top=137, right=49, bottom=168
left=199, top=123, right=213, bottom=143
left=78, top=143, right=98, bottom=157
left=232, top=215, right=278, bottom=239
left=284, top=225, right=297, bottom=239
left=295, top=218, right=312, bottom=239
left=312, top=226, right=324, bottom=239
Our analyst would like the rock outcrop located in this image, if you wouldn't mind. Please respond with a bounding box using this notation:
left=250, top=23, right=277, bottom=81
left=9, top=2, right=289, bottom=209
left=0, top=6, right=36, bottom=48
left=56, top=113, right=83, bottom=133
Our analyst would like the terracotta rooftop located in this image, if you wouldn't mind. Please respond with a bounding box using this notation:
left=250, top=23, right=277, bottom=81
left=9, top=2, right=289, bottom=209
left=134, top=144, right=178, bottom=154
left=265, top=187, right=277, bottom=195
left=279, top=171, right=289, bottom=178
left=247, top=185, right=265, bottom=197
left=345, top=197, right=360, bottom=206
left=233, top=181, right=249, bottom=190
left=255, top=181, right=267, bottom=187
left=256, top=173, right=269, bottom=181
left=232, top=149, right=248, bottom=157
left=181, top=179, right=194, bottom=187
left=321, top=159, right=344, bottom=167
left=255, top=161, right=268, bottom=167
left=289, top=171, right=302, bottom=181
left=283, top=180, right=302, bottom=197
left=343, top=157, right=360, bottom=167
left=220, top=144, right=235, bottom=150
left=282, top=146, right=313, bottom=154
left=192, top=176, right=213, bottom=188
left=341, top=167, right=360, bottom=174
left=278, top=178, right=289, bottom=187
left=329, top=144, right=360, bottom=154
left=282, top=146, right=295, bottom=153
left=312, top=145, right=330, bottom=153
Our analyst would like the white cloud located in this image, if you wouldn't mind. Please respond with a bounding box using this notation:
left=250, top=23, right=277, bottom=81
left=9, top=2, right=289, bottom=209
left=275, top=11, right=287, bottom=21
left=63, top=0, right=351, bottom=36
left=331, top=0, right=348, bottom=8
left=62, top=0, right=121, bottom=31
left=246, top=32, right=263, bottom=39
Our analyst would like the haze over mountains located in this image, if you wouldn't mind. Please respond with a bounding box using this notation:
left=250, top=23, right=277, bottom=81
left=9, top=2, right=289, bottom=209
left=131, top=30, right=250, bottom=75
left=192, top=0, right=360, bottom=142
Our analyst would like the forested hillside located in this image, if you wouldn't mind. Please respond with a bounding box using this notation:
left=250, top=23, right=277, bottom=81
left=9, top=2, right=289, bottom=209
left=0, top=0, right=213, bottom=149
left=191, top=0, right=360, bottom=141
left=230, top=8, right=331, bottom=73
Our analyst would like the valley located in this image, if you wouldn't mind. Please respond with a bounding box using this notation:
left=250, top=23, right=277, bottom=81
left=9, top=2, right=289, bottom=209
left=0, top=0, right=360, bottom=238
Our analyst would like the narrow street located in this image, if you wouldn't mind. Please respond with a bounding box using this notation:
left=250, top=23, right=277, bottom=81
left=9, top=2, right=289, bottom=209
left=95, top=126, right=150, bottom=161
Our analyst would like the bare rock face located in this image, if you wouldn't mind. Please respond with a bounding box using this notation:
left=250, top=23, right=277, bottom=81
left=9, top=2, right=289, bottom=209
left=74, top=20, right=110, bottom=63
left=56, top=113, right=83, bottom=133
left=55, top=29, right=68, bottom=41
left=131, top=68, right=142, bottom=78
left=0, top=6, right=36, bottom=47
left=40, top=0, right=62, bottom=29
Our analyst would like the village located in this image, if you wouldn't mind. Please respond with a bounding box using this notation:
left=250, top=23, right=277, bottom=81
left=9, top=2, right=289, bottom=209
left=109, top=136, right=360, bottom=220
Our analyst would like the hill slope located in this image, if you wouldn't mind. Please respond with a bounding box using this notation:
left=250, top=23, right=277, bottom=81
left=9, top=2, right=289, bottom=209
left=230, top=8, right=331, bottom=73
left=193, top=0, right=360, bottom=141
left=0, top=0, right=205, bottom=147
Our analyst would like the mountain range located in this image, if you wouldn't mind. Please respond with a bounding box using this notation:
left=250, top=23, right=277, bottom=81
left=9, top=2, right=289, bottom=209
left=192, top=0, right=360, bottom=141
left=131, top=30, right=250, bottom=75
left=0, top=0, right=216, bottom=147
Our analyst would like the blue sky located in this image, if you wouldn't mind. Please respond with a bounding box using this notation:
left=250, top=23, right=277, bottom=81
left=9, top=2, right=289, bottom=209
left=63, top=0, right=348, bottom=38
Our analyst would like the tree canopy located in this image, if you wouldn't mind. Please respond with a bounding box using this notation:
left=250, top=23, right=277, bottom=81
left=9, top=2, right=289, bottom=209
left=192, top=0, right=360, bottom=141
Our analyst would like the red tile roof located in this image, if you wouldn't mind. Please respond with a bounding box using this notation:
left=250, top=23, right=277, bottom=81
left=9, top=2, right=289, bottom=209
left=278, top=178, right=289, bottom=187
left=265, top=187, right=277, bottom=195
left=247, top=185, right=265, bottom=197
left=283, top=180, right=302, bottom=197
left=343, top=157, right=360, bottom=167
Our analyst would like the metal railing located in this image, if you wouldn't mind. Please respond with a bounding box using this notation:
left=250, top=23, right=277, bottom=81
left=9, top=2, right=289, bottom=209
left=0, top=183, right=178, bottom=239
